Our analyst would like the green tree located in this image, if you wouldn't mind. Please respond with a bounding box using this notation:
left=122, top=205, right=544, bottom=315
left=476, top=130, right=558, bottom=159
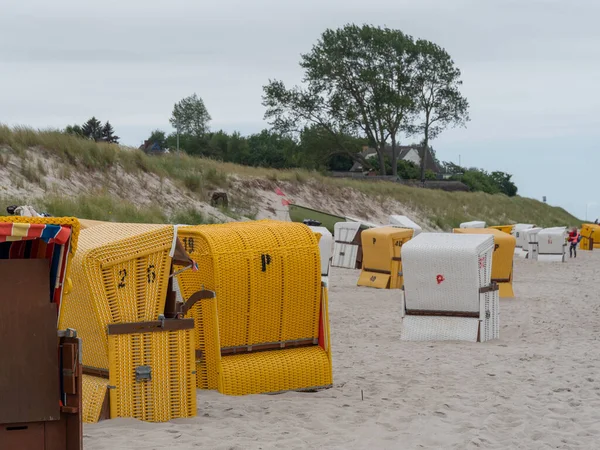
left=298, top=124, right=367, bottom=170
left=264, top=24, right=417, bottom=175
left=263, top=81, right=367, bottom=168
left=246, top=130, right=297, bottom=169
left=397, top=160, right=421, bottom=179
left=490, top=171, right=518, bottom=197
left=227, top=132, right=251, bottom=165
left=170, top=93, right=211, bottom=137
left=81, top=117, right=104, bottom=141
left=411, top=39, right=469, bottom=182
left=102, top=121, right=119, bottom=144
left=146, top=129, right=167, bottom=149
left=64, top=124, right=83, bottom=137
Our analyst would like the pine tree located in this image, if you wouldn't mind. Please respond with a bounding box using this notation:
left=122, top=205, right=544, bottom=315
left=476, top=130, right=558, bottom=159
left=102, top=121, right=120, bottom=144
left=81, top=117, right=103, bottom=141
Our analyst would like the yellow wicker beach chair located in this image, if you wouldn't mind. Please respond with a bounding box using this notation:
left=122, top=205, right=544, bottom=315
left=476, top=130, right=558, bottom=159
left=453, top=227, right=517, bottom=298
left=176, top=220, right=333, bottom=395
left=59, top=223, right=174, bottom=369
left=489, top=225, right=515, bottom=235
left=580, top=224, right=599, bottom=251
left=357, top=226, right=414, bottom=289
left=59, top=223, right=199, bottom=423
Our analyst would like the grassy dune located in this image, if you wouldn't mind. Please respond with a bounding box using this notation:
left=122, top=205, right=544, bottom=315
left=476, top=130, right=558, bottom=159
left=0, top=125, right=580, bottom=228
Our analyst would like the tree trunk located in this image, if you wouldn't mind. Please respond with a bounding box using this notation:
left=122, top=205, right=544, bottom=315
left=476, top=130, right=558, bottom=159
left=420, top=116, right=430, bottom=184
left=377, top=144, right=387, bottom=175
left=391, top=136, right=398, bottom=177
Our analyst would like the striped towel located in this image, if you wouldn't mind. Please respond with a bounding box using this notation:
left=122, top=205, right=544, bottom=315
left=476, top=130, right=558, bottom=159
left=0, top=221, right=73, bottom=306
left=0, top=222, right=71, bottom=244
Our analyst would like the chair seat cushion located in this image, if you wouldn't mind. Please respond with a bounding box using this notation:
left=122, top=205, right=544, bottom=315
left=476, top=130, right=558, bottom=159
left=218, top=346, right=332, bottom=395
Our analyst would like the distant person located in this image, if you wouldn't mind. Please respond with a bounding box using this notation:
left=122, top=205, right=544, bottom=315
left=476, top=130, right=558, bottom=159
left=595, top=218, right=598, bottom=224
left=568, top=227, right=580, bottom=258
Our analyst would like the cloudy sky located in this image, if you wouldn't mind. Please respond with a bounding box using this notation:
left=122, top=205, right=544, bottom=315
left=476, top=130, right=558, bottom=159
left=2, top=0, right=598, bottom=219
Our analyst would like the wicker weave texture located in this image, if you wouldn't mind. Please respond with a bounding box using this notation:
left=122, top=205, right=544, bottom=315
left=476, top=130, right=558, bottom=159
left=389, top=215, right=422, bottom=236
left=525, top=228, right=542, bottom=259
left=538, top=227, right=567, bottom=255
left=59, top=223, right=174, bottom=369
left=513, top=224, right=535, bottom=248
left=82, top=375, right=109, bottom=424
left=179, top=221, right=332, bottom=395
left=459, top=221, right=486, bottom=228
left=358, top=227, right=413, bottom=290
left=108, top=328, right=196, bottom=422
left=332, top=222, right=361, bottom=269
left=218, top=346, right=332, bottom=396
left=480, top=290, right=500, bottom=342
left=402, top=233, right=494, bottom=312
left=580, top=224, right=599, bottom=250
left=177, top=221, right=321, bottom=349
left=489, top=225, right=514, bottom=235
left=308, top=226, right=332, bottom=277
left=401, top=316, right=480, bottom=342
left=79, top=219, right=109, bottom=230
left=199, top=285, right=333, bottom=395
left=192, top=295, right=221, bottom=389
left=453, top=228, right=516, bottom=298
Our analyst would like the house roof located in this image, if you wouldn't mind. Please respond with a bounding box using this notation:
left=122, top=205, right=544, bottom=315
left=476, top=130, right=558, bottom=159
left=350, top=145, right=440, bottom=173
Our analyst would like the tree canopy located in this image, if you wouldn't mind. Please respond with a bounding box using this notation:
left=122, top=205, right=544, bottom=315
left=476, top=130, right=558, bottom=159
left=66, top=117, right=119, bottom=143
left=263, top=24, right=469, bottom=177
left=170, top=94, right=211, bottom=137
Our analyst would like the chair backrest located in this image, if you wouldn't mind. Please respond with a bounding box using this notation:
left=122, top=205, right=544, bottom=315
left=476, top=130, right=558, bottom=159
left=402, top=233, right=494, bottom=313
left=59, top=223, right=174, bottom=369
left=177, top=220, right=321, bottom=348
left=489, top=225, right=514, bottom=235
left=308, top=226, right=333, bottom=277
left=361, top=226, right=413, bottom=272
left=453, top=228, right=516, bottom=281
left=334, top=221, right=361, bottom=242
left=460, top=221, right=486, bottom=229
left=538, top=227, right=567, bottom=254
left=389, top=215, right=422, bottom=236
left=524, top=227, right=543, bottom=243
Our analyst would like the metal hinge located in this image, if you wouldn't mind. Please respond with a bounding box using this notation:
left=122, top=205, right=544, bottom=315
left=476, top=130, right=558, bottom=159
left=135, top=365, right=152, bottom=382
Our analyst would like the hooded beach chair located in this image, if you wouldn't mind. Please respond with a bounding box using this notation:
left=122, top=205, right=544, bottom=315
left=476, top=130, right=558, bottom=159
left=388, top=215, right=422, bottom=236
left=0, top=216, right=83, bottom=450
left=459, top=220, right=486, bottom=229
left=537, top=227, right=568, bottom=262
left=489, top=225, right=515, bottom=235
left=308, top=225, right=333, bottom=284
left=175, top=220, right=333, bottom=396
left=579, top=224, right=599, bottom=251
left=524, top=227, right=543, bottom=260
left=59, top=223, right=198, bottom=423
left=400, top=233, right=499, bottom=342
left=357, top=226, right=414, bottom=289
left=453, top=228, right=517, bottom=298
left=332, top=221, right=363, bottom=269
left=513, top=224, right=535, bottom=257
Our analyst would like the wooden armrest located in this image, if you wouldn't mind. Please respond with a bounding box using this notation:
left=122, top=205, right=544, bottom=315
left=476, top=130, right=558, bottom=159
left=181, top=289, right=216, bottom=315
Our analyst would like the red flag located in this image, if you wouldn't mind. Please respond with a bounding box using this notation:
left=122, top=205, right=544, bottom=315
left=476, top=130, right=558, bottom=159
left=275, top=188, right=285, bottom=196
left=281, top=199, right=290, bottom=206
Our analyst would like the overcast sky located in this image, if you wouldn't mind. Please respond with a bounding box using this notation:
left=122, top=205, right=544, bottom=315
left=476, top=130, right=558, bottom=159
left=2, top=0, right=598, bottom=219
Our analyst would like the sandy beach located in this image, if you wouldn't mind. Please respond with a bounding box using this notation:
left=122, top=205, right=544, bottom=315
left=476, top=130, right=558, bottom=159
left=84, top=251, right=600, bottom=450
